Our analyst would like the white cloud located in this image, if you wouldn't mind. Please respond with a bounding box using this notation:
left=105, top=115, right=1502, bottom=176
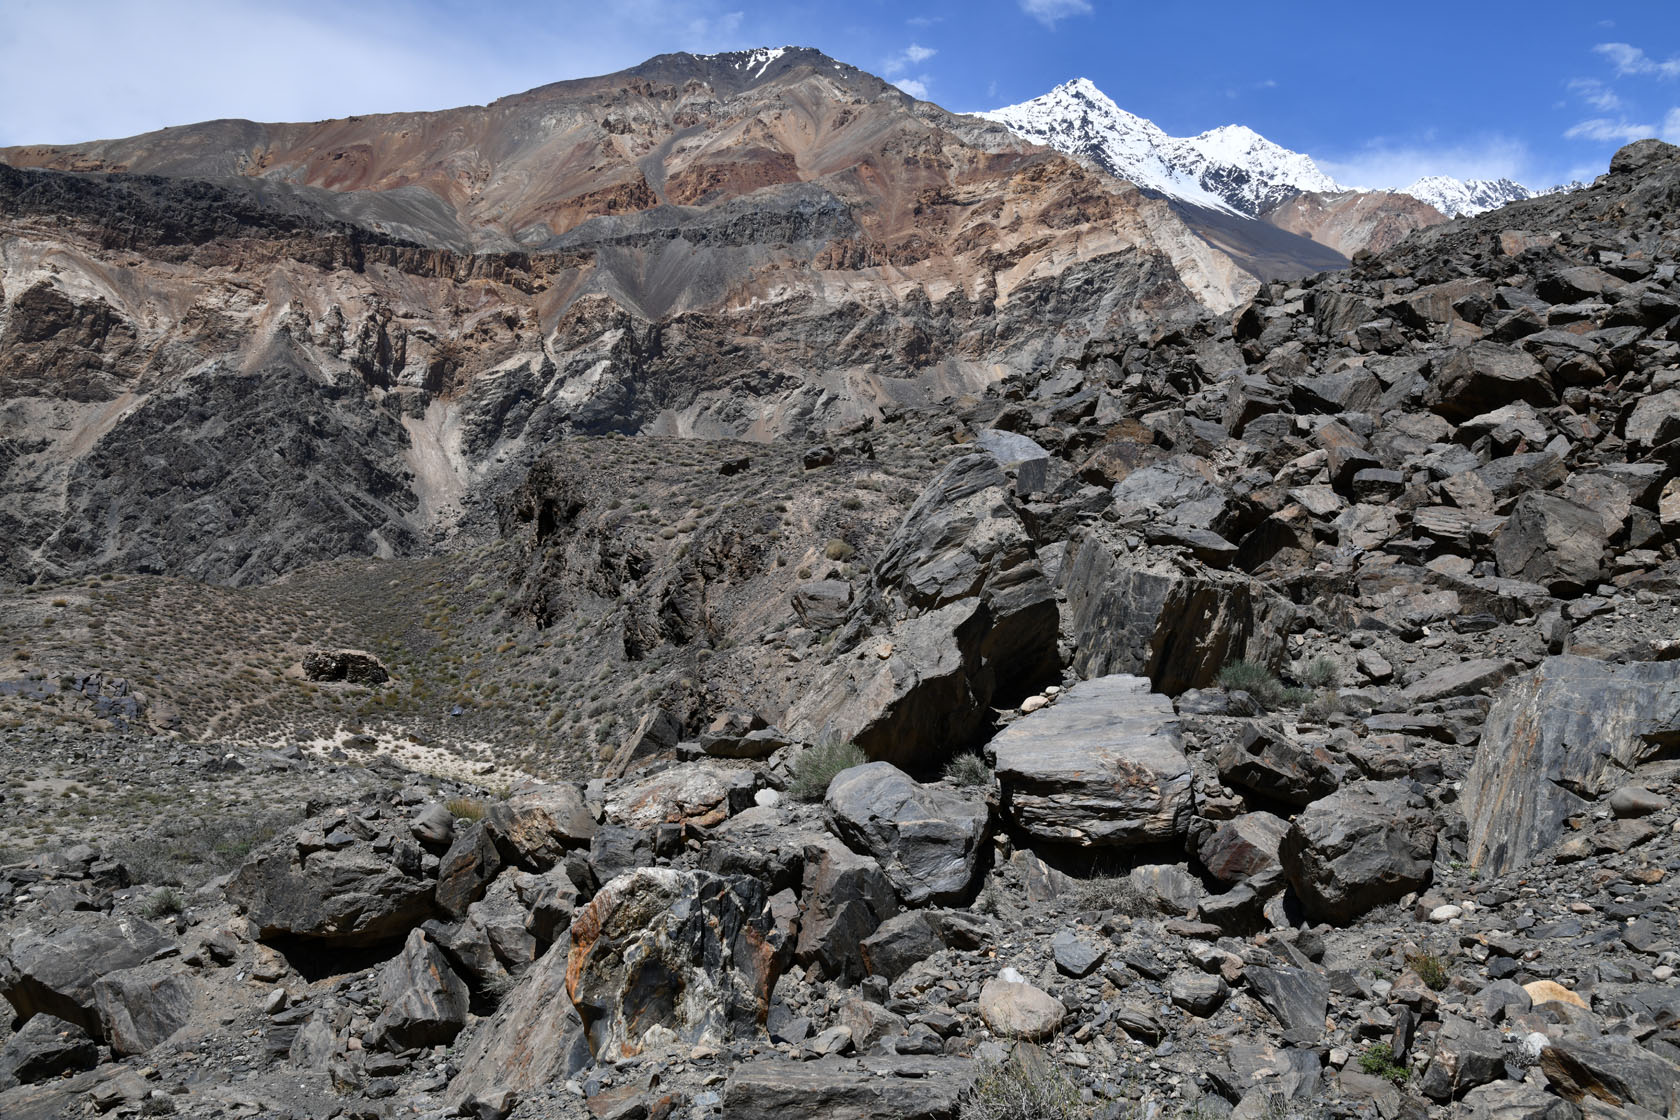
left=895, top=77, right=931, bottom=100
left=1568, top=78, right=1622, bottom=111
left=1594, top=42, right=1680, bottom=80
left=1316, top=135, right=1536, bottom=191
left=0, top=0, right=762, bottom=146
left=1564, top=117, right=1659, bottom=143
left=1665, top=108, right=1680, bottom=143
left=884, top=43, right=937, bottom=76
left=1019, top=0, right=1093, bottom=29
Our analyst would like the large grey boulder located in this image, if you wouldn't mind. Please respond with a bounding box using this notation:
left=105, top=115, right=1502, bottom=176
left=0, top=914, right=172, bottom=1037
left=448, top=957, right=591, bottom=1104
left=1540, top=1035, right=1680, bottom=1115
left=790, top=454, right=1060, bottom=768
left=1492, top=493, right=1607, bottom=596
left=91, top=963, right=195, bottom=1057
left=483, top=782, right=596, bottom=871
left=979, top=978, right=1067, bottom=1039
left=369, top=929, right=470, bottom=1051
left=824, top=762, right=988, bottom=906
left=1196, top=812, right=1289, bottom=884
left=566, top=869, right=790, bottom=1061
left=792, top=579, right=853, bottom=630
left=435, top=821, right=503, bottom=918
left=225, top=819, right=435, bottom=947
left=796, top=837, right=900, bottom=985
left=992, top=675, right=1193, bottom=847
left=1279, top=780, right=1436, bottom=923
left=1429, top=342, right=1556, bottom=421
left=1059, top=529, right=1293, bottom=693
left=787, top=599, right=996, bottom=769
left=1465, top=656, right=1680, bottom=876
left=1214, top=723, right=1341, bottom=807
left=0, top=1015, right=97, bottom=1087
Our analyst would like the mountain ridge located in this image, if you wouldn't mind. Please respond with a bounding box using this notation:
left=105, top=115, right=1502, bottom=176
left=979, top=77, right=1564, bottom=220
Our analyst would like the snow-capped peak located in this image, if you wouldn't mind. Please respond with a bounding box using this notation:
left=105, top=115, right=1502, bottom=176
left=980, top=78, right=1561, bottom=221
left=979, top=80, right=1341, bottom=217
left=1399, top=175, right=1535, bottom=218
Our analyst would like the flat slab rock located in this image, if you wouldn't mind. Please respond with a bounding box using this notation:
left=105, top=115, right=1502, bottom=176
left=991, top=674, right=1191, bottom=847
left=722, top=1055, right=980, bottom=1120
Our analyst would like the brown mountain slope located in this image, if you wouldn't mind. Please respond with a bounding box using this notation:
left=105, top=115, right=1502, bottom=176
left=0, top=49, right=1275, bottom=585
left=1261, top=188, right=1448, bottom=258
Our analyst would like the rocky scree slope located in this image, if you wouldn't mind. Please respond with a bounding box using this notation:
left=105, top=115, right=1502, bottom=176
left=4, top=139, right=1680, bottom=1120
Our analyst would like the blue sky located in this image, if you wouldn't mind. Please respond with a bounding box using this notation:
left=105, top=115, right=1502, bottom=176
left=2, top=0, right=1676, bottom=189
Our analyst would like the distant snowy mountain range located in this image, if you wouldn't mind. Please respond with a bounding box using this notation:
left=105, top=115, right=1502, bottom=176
left=979, top=79, right=1573, bottom=219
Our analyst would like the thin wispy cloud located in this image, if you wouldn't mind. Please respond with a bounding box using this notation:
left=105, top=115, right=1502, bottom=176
left=0, top=0, right=758, bottom=146
left=1019, top=0, right=1093, bottom=30
left=883, top=42, right=936, bottom=98
left=1594, top=42, right=1680, bottom=80
left=1316, top=134, right=1535, bottom=191
left=1567, top=78, right=1622, bottom=112
left=1564, top=117, right=1659, bottom=144
left=884, top=43, right=937, bottom=74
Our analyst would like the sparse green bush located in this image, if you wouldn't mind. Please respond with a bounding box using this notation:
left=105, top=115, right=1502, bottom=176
left=1066, top=875, right=1150, bottom=916
left=960, top=1054, right=1088, bottom=1120
left=823, top=538, right=856, bottom=562
left=142, top=887, right=185, bottom=919
left=1298, top=655, right=1341, bottom=689
left=789, top=740, right=868, bottom=802
left=1217, top=658, right=1306, bottom=710
left=1358, top=1041, right=1408, bottom=1085
left=447, top=796, right=488, bottom=821
left=943, top=752, right=993, bottom=789
left=1405, top=951, right=1450, bottom=991
left=113, top=809, right=299, bottom=888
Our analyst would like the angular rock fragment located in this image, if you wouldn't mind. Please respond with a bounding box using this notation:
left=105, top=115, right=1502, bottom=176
left=567, top=869, right=789, bottom=1061
left=1279, top=780, right=1436, bottom=923
left=1060, top=529, right=1293, bottom=693
left=226, top=820, right=434, bottom=947
left=0, top=914, right=173, bottom=1036
left=1465, top=656, right=1680, bottom=875
left=484, top=783, right=596, bottom=870
left=370, top=928, right=469, bottom=1051
left=824, top=762, right=988, bottom=906
left=92, top=964, right=195, bottom=1057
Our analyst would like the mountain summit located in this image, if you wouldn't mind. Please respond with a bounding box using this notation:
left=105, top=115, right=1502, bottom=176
left=980, top=78, right=1549, bottom=219
left=978, top=79, right=1341, bottom=218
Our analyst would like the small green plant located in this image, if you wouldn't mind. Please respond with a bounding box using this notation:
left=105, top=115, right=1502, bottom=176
left=1217, top=658, right=1306, bottom=710
left=1405, top=951, right=1450, bottom=991
left=961, top=1054, right=1088, bottom=1120
left=1358, top=1041, right=1409, bottom=1085
left=447, top=796, right=488, bottom=821
left=943, top=752, right=992, bottom=788
left=1298, top=655, right=1341, bottom=689
left=141, top=887, right=185, bottom=919
left=1066, top=874, right=1150, bottom=916
left=789, top=740, right=868, bottom=802
left=823, top=538, right=856, bottom=562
